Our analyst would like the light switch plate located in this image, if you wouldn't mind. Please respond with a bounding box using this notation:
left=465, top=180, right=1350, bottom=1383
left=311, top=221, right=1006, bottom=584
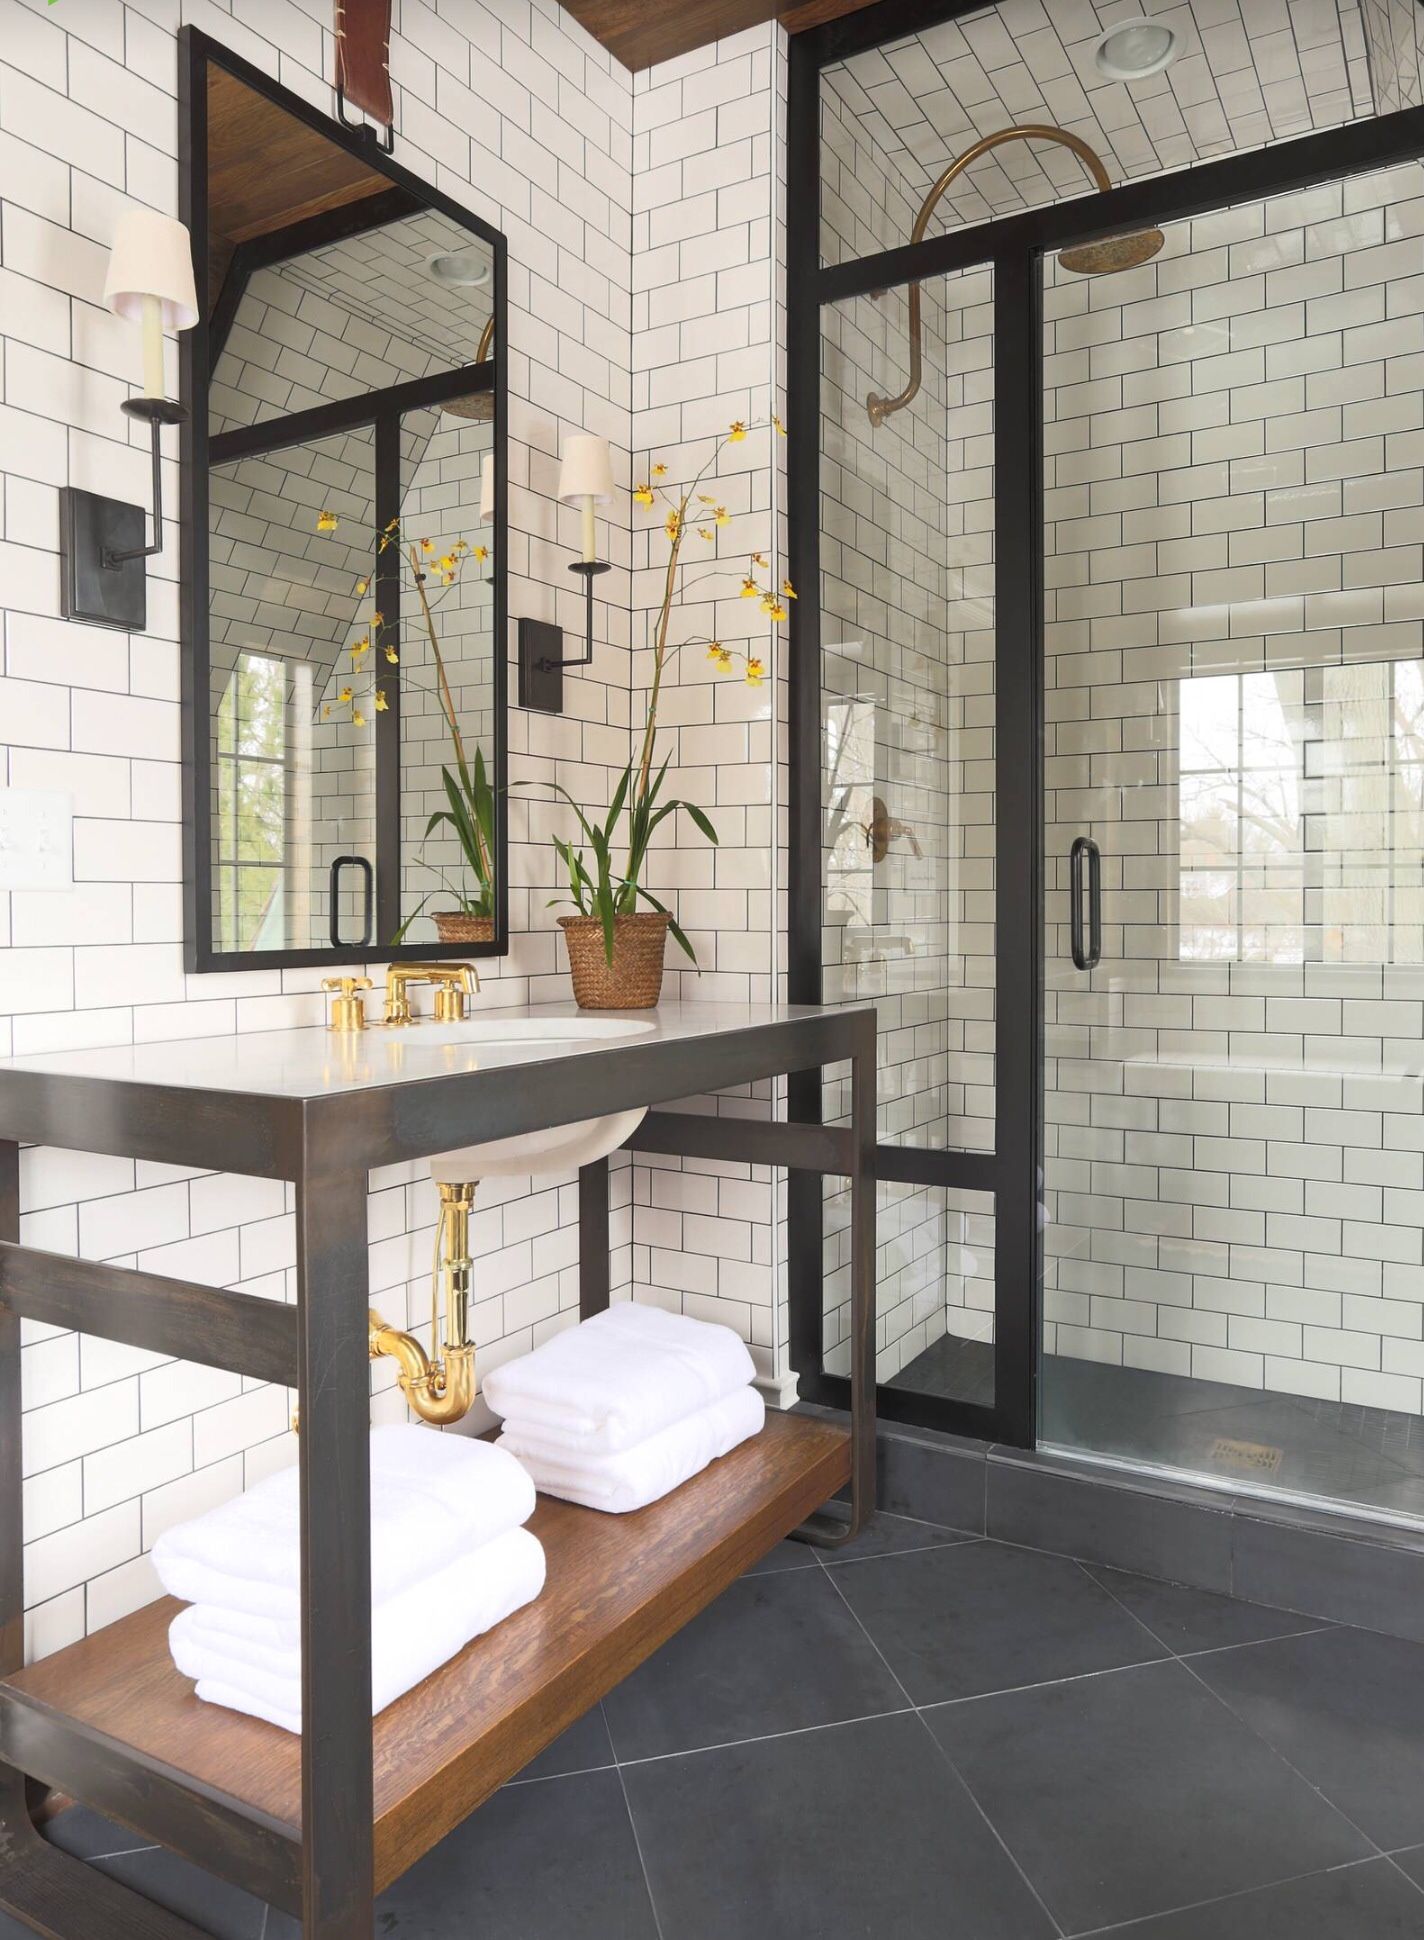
left=0, top=791, right=74, bottom=890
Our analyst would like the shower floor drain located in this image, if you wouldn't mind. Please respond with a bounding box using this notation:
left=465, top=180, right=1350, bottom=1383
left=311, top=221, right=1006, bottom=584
left=1209, top=1436, right=1283, bottom=1474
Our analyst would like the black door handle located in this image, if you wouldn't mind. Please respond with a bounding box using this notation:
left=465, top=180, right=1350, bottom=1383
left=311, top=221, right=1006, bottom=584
left=1070, top=836, right=1101, bottom=972
left=329, top=854, right=374, bottom=949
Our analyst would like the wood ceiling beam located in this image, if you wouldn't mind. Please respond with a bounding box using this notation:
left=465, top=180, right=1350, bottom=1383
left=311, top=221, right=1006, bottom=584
left=560, top=0, right=874, bottom=71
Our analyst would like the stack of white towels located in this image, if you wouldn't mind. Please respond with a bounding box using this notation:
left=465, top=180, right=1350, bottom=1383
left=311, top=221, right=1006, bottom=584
left=152, top=1424, right=543, bottom=1733
left=485, top=1302, right=765, bottom=1514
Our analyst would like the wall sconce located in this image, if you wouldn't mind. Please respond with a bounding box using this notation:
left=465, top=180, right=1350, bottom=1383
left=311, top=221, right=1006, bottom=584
left=518, top=433, right=613, bottom=713
left=60, top=209, right=198, bottom=631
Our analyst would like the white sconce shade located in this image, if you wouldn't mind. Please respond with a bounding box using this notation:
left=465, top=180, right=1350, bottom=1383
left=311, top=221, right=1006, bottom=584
left=479, top=454, right=496, bottom=521
left=103, top=209, right=199, bottom=399
left=557, top=434, right=614, bottom=563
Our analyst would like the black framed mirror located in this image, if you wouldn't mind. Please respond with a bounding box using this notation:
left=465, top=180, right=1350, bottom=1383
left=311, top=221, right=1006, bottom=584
left=179, top=29, right=507, bottom=972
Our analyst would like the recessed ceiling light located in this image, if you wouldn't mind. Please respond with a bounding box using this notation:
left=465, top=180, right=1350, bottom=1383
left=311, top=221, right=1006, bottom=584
left=1093, top=15, right=1179, bottom=82
left=425, top=248, right=490, bottom=289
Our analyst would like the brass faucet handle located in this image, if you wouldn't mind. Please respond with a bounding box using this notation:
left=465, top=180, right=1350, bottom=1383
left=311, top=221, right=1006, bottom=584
left=430, top=962, right=479, bottom=1023
left=322, top=976, right=372, bottom=1034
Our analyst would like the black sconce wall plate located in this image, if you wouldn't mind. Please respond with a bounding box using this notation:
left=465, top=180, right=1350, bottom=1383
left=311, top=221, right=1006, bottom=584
left=516, top=558, right=609, bottom=714
left=59, top=490, right=149, bottom=630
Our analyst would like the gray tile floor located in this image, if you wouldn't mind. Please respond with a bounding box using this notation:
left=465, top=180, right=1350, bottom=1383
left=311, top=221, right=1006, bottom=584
left=17, top=1509, right=1424, bottom=1938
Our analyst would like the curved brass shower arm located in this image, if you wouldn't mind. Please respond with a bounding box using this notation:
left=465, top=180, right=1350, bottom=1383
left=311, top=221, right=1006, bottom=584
left=866, top=125, right=1117, bottom=430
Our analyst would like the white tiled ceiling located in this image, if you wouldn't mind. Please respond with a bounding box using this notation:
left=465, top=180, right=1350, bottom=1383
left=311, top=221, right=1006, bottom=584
left=822, top=0, right=1378, bottom=241
left=279, top=210, right=493, bottom=369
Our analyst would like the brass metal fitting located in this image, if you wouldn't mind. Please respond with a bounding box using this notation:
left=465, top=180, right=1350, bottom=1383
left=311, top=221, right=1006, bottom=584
left=382, top=961, right=480, bottom=1026
left=322, top=976, right=372, bottom=1033
left=367, top=1181, right=479, bottom=1424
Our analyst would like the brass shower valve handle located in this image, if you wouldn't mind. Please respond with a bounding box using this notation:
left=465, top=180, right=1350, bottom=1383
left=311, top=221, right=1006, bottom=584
left=322, top=976, right=372, bottom=1033
left=383, top=961, right=480, bottom=1026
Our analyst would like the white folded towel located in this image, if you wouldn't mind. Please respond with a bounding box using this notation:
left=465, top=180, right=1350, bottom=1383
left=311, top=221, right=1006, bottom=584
left=170, top=1526, right=546, bottom=1734
left=499, top=1385, right=765, bottom=1513
left=483, top=1302, right=757, bottom=1454
left=152, top=1425, right=536, bottom=1622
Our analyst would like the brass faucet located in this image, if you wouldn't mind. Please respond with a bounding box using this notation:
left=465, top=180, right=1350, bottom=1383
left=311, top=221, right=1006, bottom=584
left=383, top=961, right=479, bottom=1026
left=368, top=1181, right=478, bottom=1424
left=322, top=976, right=372, bottom=1033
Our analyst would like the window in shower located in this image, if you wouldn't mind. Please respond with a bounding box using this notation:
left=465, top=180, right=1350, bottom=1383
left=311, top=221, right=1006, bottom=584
left=1180, top=663, right=1424, bottom=966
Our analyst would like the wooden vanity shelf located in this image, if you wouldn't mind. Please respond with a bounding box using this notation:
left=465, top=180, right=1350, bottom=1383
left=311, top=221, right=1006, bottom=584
left=0, top=1411, right=849, bottom=1907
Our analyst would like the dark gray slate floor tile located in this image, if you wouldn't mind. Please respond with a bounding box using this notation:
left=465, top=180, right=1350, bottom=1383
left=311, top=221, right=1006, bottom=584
left=509, top=1701, right=614, bottom=1782
left=829, top=1539, right=1168, bottom=1704
left=266, top=1768, right=658, bottom=1940
left=926, top=1659, right=1369, bottom=1934
left=817, top=1507, right=979, bottom=1562
left=1083, top=1859, right=1424, bottom=1938
left=602, top=1565, right=905, bottom=1762
left=93, top=1847, right=267, bottom=1940
left=1087, top=1565, right=1329, bottom=1655
left=1192, top=1625, right=1424, bottom=1851
left=622, top=1711, right=1054, bottom=1940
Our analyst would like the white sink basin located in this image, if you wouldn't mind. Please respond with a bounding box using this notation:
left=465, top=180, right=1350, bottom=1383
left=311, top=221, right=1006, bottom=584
left=424, top=1015, right=653, bottom=1181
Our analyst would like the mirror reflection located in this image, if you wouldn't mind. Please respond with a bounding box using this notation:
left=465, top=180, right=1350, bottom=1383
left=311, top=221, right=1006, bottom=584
left=193, top=57, right=502, bottom=966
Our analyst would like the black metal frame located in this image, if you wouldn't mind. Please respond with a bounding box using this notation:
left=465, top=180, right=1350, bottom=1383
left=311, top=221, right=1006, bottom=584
left=179, top=29, right=510, bottom=975
left=786, top=0, right=1424, bottom=1450
left=0, top=1004, right=877, bottom=1938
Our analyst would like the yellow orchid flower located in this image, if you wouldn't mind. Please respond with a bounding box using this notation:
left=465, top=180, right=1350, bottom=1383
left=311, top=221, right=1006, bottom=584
left=772, top=414, right=787, bottom=436
left=322, top=704, right=331, bottom=719
left=745, top=657, right=765, bottom=686
left=782, top=578, right=798, bottom=600
left=751, top=551, right=768, bottom=568
left=764, top=598, right=789, bottom=622
left=714, top=507, right=730, bottom=525
left=699, top=526, right=714, bottom=541
left=665, top=510, right=681, bottom=540
left=316, top=510, right=338, bottom=532
left=371, top=611, right=383, bottom=627
left=698, top=494, right=717, bottom=505
left=633, top=485, right=655, bottom=506
left=708, top=644, right=734, bottom=671
left=740, top=577, right=761, bottom=600
left=652, top=463, right=668, bottom=476
left=352, top=709, right=366, bottom=728
left=374, top=691, right=389, bottom=712
left=455, top=538, right=469, bottom=553
left=355, top=577, right=369, bottom=596
left=473, top=545, right=488, bottom=562
left=420, top=537, right=434, bottom=554
left=384, top=645, right=399, bottom=664
left=728, top=421, right=748, bottom=442
left=438, top=553, right=456, bottom=573
left=338, top=686, right=353, bottom=703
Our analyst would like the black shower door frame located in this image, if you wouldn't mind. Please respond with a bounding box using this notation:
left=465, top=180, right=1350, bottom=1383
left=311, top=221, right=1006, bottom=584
left=786, top=0, right=1424, bottom=1450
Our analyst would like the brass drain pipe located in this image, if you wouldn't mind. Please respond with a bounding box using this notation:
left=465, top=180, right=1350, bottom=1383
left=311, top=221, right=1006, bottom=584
left=368, top=1181, right=478, bottom=1424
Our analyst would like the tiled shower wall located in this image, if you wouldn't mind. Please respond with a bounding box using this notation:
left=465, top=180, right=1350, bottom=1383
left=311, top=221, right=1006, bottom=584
left=1043, top=160, right=1424, bottom=1416
left=0, top=0, right=661, bottom=1662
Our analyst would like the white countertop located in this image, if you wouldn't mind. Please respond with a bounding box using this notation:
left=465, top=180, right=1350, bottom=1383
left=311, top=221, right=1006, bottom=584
left=0, top=1001, right=842, bottom=1101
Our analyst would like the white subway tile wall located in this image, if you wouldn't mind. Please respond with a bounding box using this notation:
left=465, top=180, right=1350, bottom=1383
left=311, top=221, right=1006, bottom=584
left=0, top=0, right=681, bottom=1662
left=1043, top=162, right=1424, bottom=1415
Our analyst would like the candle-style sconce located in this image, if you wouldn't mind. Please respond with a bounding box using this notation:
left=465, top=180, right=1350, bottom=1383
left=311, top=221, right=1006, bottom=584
left=518, top=433, right=613, bottom=713
left=60, top=209, right=198, bottom=631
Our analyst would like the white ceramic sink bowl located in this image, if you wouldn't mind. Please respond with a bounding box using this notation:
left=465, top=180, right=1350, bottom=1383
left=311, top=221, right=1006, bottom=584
left=427, top=1016, right=653, bottom=1182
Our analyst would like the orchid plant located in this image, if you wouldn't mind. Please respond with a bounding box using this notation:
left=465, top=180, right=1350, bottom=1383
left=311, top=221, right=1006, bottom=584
left=545, top=417, right=795, bottom=965
left=314, top=510, right=497, bottom=930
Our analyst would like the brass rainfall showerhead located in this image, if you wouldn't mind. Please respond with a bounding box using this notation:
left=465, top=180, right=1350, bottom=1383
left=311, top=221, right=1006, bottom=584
left=865, top=125, right=1165, bottom=428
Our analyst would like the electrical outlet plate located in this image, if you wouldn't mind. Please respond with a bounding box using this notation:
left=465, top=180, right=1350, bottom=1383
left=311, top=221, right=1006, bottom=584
left=0, top=791, right=74, bottom=891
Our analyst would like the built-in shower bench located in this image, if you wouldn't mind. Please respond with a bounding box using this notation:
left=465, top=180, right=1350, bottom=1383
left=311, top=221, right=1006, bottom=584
left=0, top=1000, right=877, bottom=1940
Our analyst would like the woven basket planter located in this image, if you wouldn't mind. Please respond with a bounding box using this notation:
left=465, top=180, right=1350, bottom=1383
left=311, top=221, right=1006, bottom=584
left=558, top=912, right=670, bottom=1010
left=433, top=912, right=494, bottom=945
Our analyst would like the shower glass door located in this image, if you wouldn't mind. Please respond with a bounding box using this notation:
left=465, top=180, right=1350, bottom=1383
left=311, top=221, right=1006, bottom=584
left=1041, top=162, right=1424, bottom=1521
left=817, top=260, right=999, bottom=1418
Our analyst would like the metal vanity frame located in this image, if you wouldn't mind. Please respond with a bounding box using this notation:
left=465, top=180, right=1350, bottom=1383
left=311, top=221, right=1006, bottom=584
left=0, top=1004, right=877, bottom=1938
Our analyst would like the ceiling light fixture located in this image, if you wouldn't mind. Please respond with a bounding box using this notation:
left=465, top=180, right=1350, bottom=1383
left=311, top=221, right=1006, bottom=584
left=1092, top=15, right=1179, bottom=82
left=425, top=247, right=491, bottom=288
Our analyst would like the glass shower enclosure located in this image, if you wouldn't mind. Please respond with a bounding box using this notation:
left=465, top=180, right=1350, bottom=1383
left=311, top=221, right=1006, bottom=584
left=791, top=11, right=1424, bottom=1525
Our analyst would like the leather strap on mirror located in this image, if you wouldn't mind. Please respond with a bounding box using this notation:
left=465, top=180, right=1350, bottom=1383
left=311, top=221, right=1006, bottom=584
left=334, top=0, right=394, bottom=151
